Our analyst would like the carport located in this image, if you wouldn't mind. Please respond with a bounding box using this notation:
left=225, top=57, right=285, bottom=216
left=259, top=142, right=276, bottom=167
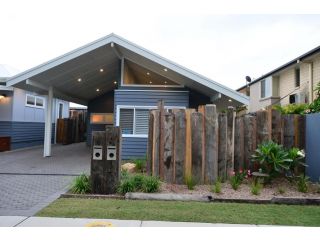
left=5, top=33, right=249, bottom=157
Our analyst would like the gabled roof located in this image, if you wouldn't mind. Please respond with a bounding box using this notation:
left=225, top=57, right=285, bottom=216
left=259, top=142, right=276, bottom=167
left=6, top=33, right=249, bottom=106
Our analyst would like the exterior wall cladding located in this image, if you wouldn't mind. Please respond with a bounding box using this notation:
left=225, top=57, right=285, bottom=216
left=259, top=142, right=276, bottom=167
left=87, top=89, right=189, bottom=160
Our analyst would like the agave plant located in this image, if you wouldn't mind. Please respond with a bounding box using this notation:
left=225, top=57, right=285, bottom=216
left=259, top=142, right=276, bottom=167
left=251, top=141, right=293, bottom=179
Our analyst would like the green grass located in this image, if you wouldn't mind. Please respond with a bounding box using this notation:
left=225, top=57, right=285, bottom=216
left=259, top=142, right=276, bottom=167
left=36, top=198, right=320, bottom=226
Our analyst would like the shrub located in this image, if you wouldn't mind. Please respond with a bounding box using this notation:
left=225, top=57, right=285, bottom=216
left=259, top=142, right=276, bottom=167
left=134, top=157, right=146, bottom=173
left=296, top=174, right=309, bottom=193
left=185, top=175, right=196, bottom=190
left=132, top=174, right=145, bottom=190
left=121, top=169, right=130, bottom=180
left=251, top=141, right=293, bottom=179
left=229, top=170, right=246, bottom=190
left=71, top=173, right=91, bottom=194
left=273, top=104, right=308, bottom=115
left=251, top=181, right=263, bottom=195
left=117, top=178, right=135, bottom=195
left=212, top=178, right=222, bottom=194
left=287, top=148, right=307, bottom=176
left=142, top=176, right=160, bottom=193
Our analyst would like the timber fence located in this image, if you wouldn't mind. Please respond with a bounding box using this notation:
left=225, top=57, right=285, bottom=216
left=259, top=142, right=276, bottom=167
left=146, top=100, right=305, bottom=184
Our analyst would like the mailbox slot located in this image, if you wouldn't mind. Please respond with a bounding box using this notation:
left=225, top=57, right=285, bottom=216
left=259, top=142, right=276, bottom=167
left=93, top=145, right=103, bottom=160
left=107, top=145, right=116, bottom=161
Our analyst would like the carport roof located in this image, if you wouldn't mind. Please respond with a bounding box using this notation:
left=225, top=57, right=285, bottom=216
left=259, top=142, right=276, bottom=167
left=5, top=33, right=249, bottom=106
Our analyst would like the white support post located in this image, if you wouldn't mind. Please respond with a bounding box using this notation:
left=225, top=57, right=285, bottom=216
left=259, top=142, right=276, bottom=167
left=44, top=86, right=53, bottom=157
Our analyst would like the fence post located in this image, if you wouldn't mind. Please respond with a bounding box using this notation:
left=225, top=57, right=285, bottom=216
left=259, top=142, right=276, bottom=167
left=185, top=109, right=195, bottom=180
left=282, top=114, right=295, bottom=149
left=163, top=113, right=175, bottom=183
left=191, top=112, right=204, bottom=184
left=294, top=114, right=306, bottom=149
left=204, top=104, right=219, bottom=183
left=198, top=105, right=206, bottom=183
left=174, top=110, right=186, bottom=184
left=269, top=109, right=282, bottom=144
left=152, top=110, right=160, bottom=177
left=226, top=107, right=235, bottom=177
left=256, top=110, right=271, bottom=145
left=244, top=115, right=257, bottom=170
left=234, top=116, right=244, bottom=172
left=158, top=100, right=165, bottom=179
left=146, top=111, right=154, bottom=175
left=218, top=113, right=227, bottom=180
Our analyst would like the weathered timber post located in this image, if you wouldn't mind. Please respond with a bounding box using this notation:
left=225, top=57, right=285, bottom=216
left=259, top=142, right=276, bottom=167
left=294, top=114, right=306, bottom=149
left=256, top=110, right=271, bottom=145
left=204, top=104, right=219, bottom=183
left=269, top=109, right=282, bottom=144
left=282, top=114, right=295, bottom=149
left=163, top=113, right=175, bottom=182
left=174, top=110, right=186, bottom=184
left=243, top=115, right=256, bottom=170
left=158, top=100, right=165, bottom=179
left=198, top=105, right=206, bottom=183
left=146, top=111, right=154, bottom=175
left=234, top=116, right=244, bottom=172
left=185, top=109, right=195, bottom=179
left=191, top=112, right=204, bottom=184
left=218, top=113, right=227, bottom=180
left=226, top=107, right=235, bottom=177
left=91, top=127, right=121, bottom=194
left=152, top=110, right=160, bottom=176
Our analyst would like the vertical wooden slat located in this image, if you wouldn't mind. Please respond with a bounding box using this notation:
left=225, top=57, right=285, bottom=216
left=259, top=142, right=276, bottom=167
left=294, top=114, right=306, bottom=149
left=174, top=110, right=186, bottom=184
left=226, top=107, right=235, bottom=177
left=163, top=113, right=175, bottom=182
left=146, top=111, right=154, bottom=175
left=282, top=114, right=295, bottom=149
left=191, top=112, right=204, bottom=184
left=197, top=105, right=206, bottom=183
left=218, top=113, right=227, bottom=180
left=185, top=109, right=195, bottom=179
left=256, top=110, right=271, bottom=145
left=234, top=116, right=244, bottom=171
left=204, top=104, right=219, bottom=183
left=158, top=100, right=165, bottom=179
left=244, top=115, right=257, bottom=170
left=152, top=110, right=160, bottom=177
left=270, top=109, right=282, bottom=144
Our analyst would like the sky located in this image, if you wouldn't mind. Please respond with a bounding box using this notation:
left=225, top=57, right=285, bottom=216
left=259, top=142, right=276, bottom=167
left=1, top=1, right=320, bottom=91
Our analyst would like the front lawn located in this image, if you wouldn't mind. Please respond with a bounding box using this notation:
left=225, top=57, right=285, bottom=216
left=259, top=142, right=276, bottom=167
left=36, top=198, right=320, bottom=226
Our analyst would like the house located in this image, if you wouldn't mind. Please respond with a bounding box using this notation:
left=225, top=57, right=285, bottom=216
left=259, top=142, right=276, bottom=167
left=4, top=33, right=249, bottom=159
left=244, top=45, right=320, bottom=112
left=0, top=64, right=69, bottom=151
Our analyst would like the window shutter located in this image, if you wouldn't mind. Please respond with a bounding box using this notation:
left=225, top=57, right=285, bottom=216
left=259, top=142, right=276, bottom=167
left=119, top=109, right=134, bottom=134
left=135, top=109, right=149, bottom=135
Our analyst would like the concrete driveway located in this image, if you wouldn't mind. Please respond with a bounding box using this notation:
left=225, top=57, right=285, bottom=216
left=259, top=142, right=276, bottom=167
left=0, top=143, right=90, bottom=216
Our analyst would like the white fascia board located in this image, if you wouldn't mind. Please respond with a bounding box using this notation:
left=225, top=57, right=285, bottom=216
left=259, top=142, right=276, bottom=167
left=0, top=85, right=13, bottom=91
left=112, top=34, right=249, bottom=105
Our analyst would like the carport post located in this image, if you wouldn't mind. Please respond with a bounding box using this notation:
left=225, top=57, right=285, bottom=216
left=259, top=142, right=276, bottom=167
left=44, top=86, right=53, bottom=157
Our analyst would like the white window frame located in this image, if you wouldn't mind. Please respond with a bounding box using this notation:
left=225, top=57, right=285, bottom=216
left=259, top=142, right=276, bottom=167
left=116, top=105, right=186, bottom=138
left=260, top=76, right=272, bottom=99
left=25, top=94, right=45, bottom=108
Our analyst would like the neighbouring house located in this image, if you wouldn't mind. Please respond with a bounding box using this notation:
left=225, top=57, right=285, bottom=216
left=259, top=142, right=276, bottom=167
left=4, top=33, right=249, bottom=158
left=0, top=64, right=69, bottom=151
left=242, top=45, right=320, bottom=112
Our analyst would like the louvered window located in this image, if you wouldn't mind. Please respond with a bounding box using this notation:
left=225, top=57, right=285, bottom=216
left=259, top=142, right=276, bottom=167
left=135, top=109, right=149, bottom=135
left=119, top=109, right=134, bottom=134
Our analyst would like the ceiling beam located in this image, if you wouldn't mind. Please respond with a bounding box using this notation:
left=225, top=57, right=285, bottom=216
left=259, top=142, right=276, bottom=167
left=26, top=79, right=49, bottom=91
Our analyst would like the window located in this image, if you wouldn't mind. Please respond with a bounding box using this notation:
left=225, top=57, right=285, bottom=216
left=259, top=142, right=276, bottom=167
left=58, top=103, right=64, bottom=119
left=260, top=77, right=272, bottom=99
left=295, top=68, right=300, bottom=87
left=26, top=94, right=45, bottom=108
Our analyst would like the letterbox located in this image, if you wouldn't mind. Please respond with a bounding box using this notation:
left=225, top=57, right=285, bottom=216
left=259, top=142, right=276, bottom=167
left=93, top=145, right=103, bottom=160
left=106, top=145, right=116, bottom=160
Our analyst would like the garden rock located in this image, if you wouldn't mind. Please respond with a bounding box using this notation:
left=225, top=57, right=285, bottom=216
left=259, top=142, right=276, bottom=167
left=121, top=163, right=136, bottom=173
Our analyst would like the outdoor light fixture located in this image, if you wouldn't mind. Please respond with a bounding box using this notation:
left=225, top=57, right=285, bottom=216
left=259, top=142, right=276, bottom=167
left=114, top=81, right=117, bottom=84
left=100, top=68, right=104, bottom=72
left=164, top=81, right=167, bottom=84
left=96, top=88, right=100, bottom=92
left=149, top=81, right=152, bottom=84
left=77, top=78, right=82, bottom=82
left=0, top=94, right=6, bottom=100
left=147, top=72, right=150, bottom=75
left=228, top=99, right=232, bottom=102
left=163, top=68, right=168, bottom=72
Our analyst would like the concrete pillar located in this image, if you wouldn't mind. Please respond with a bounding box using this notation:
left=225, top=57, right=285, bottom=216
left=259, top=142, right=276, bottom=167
left=44, top=86, right=53, bottom=157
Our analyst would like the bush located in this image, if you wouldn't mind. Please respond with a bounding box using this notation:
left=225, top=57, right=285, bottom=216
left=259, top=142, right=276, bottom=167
left=132, top=174, right=145, bottom=190
left=273, top=104, right=308, bottom=115
left=117, top=178, right=135, bottom=195
left=142, top=176, right=160, bottom=193
left=185, top=175, right=196, bottom=190
left=212, top=178, right=222, bottom=193
left=296, top=174, right=309, bottom=193
left=287, top=148, right=307, bottom=176
left=71, top=174, right=91, bottom=194
left=134, top=157, right=146, bottom=173
left=251, top=141, right=293, bottom=179
left=229, top=171, right=246, bottom=190
left=251, top=181, right=263, bottom=195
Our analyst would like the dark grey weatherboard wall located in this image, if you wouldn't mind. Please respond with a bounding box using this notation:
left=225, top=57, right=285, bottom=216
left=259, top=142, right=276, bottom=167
left=115, top=89, right=189, bottom=159
left=306, top=113, right=320, bottom=182
left=0, top=121, right=55, bottom=150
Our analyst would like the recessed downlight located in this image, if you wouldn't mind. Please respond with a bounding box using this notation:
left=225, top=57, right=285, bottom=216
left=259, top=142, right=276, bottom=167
left=163, top=68, right=168, bottom=72
left=114, top=81, right=117, bottom=84
left=100, top=68, right=104, bottom=72
left=147, top=72, right=150, bottom=75
left=96, top=88, right=100, bottom=92
left=164, top=81, right=167, bottom=84
left=149, top=81, right=152, bottom=84
left=77, top=78, right=82, bottom=82
left=228, top=99, right=232, bottom=102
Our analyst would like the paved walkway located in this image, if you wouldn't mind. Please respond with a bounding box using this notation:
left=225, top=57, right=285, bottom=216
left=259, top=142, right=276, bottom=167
left=0, top=216, right=260, bottom=227
left=0, top=143, right=90, bottom=216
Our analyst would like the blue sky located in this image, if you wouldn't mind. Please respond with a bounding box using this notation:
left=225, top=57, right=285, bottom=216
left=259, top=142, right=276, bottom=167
left=1, top=1, right=320, bottom=90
